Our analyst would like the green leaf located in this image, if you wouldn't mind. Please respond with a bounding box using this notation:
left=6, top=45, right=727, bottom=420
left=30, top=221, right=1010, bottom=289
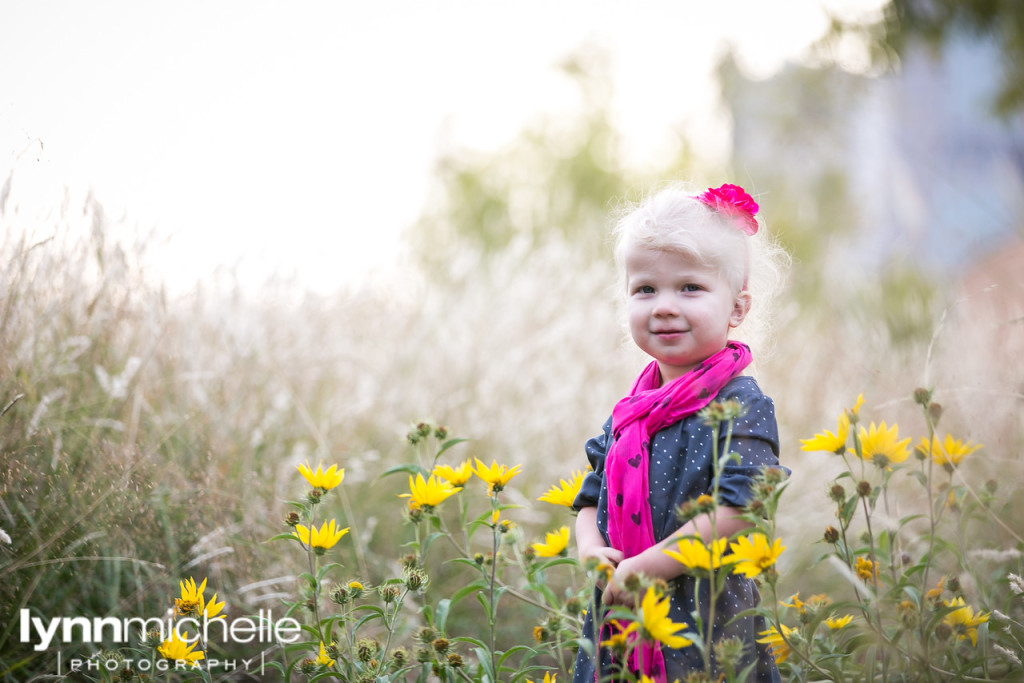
left=449, top=579, right=488, bottom=607
left=433, top=598, right=450, bottom=631
left=841, top=495, right=859, bottom=526
left=316, top=562, right=345, bottom=583
left=379, top=463, right=427, bottom=479
left=437, top=438, right=471, bottom=457
left=267, top=532, right=303, bottom=544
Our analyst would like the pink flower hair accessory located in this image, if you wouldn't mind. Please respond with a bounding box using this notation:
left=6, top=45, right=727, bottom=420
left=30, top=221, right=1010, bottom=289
left=694, top=183, right=759, bottom=235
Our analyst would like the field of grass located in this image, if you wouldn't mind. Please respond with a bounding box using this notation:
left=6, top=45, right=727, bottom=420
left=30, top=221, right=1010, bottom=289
left=2, top=183, right=1022, bottom=680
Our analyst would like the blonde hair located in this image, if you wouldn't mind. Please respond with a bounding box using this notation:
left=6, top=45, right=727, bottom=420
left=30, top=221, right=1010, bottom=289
left=611, top=182, right=790, bottom=355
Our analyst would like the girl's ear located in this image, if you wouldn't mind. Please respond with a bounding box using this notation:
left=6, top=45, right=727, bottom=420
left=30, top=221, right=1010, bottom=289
left=730, top=291, right=752, bottom=328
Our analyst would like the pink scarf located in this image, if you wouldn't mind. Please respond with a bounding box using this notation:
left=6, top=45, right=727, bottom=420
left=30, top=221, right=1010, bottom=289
left=603, top=341, right=751, bottom=681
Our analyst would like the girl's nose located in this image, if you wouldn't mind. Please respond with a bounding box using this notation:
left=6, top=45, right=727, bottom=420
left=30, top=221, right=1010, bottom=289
left=651, top=294, right=679, bottom=317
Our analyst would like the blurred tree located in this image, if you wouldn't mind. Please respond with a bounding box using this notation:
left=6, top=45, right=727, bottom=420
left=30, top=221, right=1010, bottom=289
left=829, top=0, right=1024, bottom=115
left=411, top=44, right=700, bottom=273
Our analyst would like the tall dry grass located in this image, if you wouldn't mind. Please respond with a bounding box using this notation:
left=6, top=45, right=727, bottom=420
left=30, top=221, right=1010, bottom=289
left=1, top=169, right=1021, bottom=679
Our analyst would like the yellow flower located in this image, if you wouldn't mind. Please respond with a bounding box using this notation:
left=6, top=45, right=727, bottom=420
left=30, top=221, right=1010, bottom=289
left=805, top=594, right=831, bottom=611
left=848, top=393, right=864, bottom=417
left=855, top=556, right=878, bottom=582
left=297, top=461, right=345, bottom=490
left=526, top=673, right=556, bottom=683
left=663, top=537, right=729, bottom=574
left=537, top=470, right=585, bottom=507
left=623, top=586, right=692, bottom=648
left=401, top=473, right=461, bottom=511
left=725, top=533, right=786, bottom=578
left=857, top=422, right=911, bottom=467
left=174, top=577, right=225, bottom=619
left=433, top=460, right=475, bottom=486
left=158, top=631, right=204, bottom=663
left=600, top=623, right=629, bottom=649
left=203, top=591, right=225, bottom=620
left=315, top=641, right=334, bottom=667
left=757, top=624, right=795, bottom=663
left=800, top=411, right=850, bottom=454
left=825, top=614, right=853, bottom=629
left=780, top=592, right=804, bottom=613
left=943, top=598, right=989, bottom=646
left=915, top=434, right=982, bottom=470
left=532, top=526, right=570, bottom=558
left=293, top=519, right=349, bottom=552
left=473, top=458, right=522, bottom=496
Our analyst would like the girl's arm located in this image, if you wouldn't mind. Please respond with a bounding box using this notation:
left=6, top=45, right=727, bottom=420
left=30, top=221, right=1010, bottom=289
left=602, top=506, right=751, bottom=606
left=576, top=506, right=623, bottom=571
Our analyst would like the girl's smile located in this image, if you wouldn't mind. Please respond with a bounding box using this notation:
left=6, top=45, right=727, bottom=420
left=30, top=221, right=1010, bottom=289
left=625, top=246, right=750, bottom=384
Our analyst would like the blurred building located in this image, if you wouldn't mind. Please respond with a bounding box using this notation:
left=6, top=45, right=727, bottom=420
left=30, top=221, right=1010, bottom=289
left=723, top=32, right=1024, bottom=275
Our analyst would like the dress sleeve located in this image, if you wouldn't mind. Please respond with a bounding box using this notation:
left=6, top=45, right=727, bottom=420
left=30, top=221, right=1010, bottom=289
left=572, top=416, right=613, bottom=510
left=717, top=392, right=782, bottom=509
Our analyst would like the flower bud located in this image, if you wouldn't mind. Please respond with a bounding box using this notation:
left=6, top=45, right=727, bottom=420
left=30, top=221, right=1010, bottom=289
left=913, top=387, right=932, bottom=406
left=713, top=637, right=745, bottom=671
left=330, top=584, right=350, bottom=605
left=533, top=625, right=549, bottom=643
left=565, top=595, right=583, bottom=616
left=378, top=584, right=400, bottom=603
left=299, top=658, right=317, bottom=674
left=928, top=402, right=943, bottom=424
left=284, top=511, right=301, bottom=527
left=141, top=628, right=163, bottom=648
left=404, top=568, right=428, bottom=592
left=824, top=526, right=840, bottom=544
left=934, top=622, right=952, bottom=640
left=856, top=480, right=872, bottom=497
left=696, top=494, right=716, bottom=513
left=447, top=653, right=464, bottom=669
left=829, top=484, right=846, bottom=503
left=434, top=425, right=449, bottom=440
left=357, top=639, right=379, bottom=662
left=623, top=573, right=642, bottom=593
left=676, top=499, right=698, bottom=522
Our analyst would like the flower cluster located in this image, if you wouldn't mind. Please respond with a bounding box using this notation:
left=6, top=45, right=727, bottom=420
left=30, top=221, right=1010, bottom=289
left=693, top=183, right=760, bottom=235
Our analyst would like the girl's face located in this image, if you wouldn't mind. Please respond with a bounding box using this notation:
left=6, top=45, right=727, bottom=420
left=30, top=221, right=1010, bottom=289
left=625, top=246, right=750, bottom=385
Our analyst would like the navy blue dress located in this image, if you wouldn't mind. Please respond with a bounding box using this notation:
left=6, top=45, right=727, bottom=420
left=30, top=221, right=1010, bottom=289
left=572, top=376, right=782, bottom=682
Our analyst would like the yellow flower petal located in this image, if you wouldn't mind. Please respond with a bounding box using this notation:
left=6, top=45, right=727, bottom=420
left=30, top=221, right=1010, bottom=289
left=297, top=461, right=345, bottom=490
left=725, top=533, right=785, bottom=578
left=531, top=526, right=570, bottom=558
left=537, top=470, right=585, bottom=507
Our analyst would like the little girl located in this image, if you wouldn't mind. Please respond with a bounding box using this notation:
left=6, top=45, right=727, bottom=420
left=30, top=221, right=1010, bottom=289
left=572, top=183, right=786, bottom=682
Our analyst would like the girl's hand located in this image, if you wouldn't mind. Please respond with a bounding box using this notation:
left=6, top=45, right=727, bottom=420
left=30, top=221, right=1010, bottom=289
left=602, top=555, right=640, bottom=608
left=580, top=545, right=623, bottom=592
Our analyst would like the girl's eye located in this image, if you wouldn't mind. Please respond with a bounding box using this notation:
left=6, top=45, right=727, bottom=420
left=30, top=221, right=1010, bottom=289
left=635, top=285, right=655, bottom=295
left=683, top=284, right=702, bottom=292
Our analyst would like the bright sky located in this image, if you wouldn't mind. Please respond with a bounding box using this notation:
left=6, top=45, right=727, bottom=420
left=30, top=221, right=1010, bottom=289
left=0, top=0, right=884, bottom=293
